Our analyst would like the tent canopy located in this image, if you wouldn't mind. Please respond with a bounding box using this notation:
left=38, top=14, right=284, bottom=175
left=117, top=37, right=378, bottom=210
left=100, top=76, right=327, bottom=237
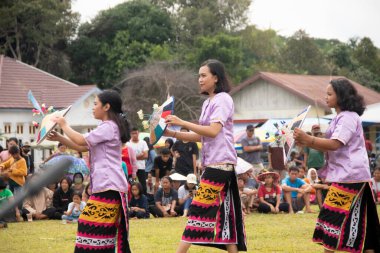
left=323, top=102, right=380, bottom=125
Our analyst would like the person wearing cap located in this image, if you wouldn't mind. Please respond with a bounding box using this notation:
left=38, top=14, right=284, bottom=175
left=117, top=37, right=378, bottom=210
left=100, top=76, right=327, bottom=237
left=241, top=125, right=264, bottom=176
left=164, top=60, right=246, bottom=252
left=178, top=174, right=198, bottom=217
left=304, top=125, right=324, bottom=171
left=257, top=171, right=289, bottom=214
left=21, top=142, right=34, bottom=175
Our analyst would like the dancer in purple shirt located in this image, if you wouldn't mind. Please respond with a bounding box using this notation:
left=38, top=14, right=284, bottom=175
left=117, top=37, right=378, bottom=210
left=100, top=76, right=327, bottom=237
left=294, top=78, right=380, bottom=253
left=165, top=59, right=247, bottom=253
left=48, top=90, right=131, bottom=253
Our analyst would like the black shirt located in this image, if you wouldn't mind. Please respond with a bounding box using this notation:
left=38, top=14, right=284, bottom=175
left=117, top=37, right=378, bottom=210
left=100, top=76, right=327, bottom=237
left=172, top=141, right=198, bottom=176
left=153, top=156, right=173, bottom=179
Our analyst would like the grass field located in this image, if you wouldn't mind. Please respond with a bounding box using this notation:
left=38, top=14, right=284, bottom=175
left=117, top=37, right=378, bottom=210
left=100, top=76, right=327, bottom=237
left=1, top=206, right=379, bottom=253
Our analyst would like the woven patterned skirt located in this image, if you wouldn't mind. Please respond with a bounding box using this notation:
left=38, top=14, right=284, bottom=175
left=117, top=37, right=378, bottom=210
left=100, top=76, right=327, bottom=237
left=182, top=166, right=247, bottom=251
left=74, top=191, right=131, bottom=253
left=313, top=182, right=380, bottom=252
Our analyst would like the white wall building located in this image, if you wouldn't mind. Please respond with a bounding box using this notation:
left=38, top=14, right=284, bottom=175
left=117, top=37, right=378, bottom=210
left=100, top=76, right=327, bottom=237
left=0, top=55, right=101, bottom=167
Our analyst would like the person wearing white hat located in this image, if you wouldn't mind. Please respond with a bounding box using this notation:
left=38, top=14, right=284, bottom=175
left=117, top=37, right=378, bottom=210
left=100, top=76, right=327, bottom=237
left=178, top=174, right=198, bottom=217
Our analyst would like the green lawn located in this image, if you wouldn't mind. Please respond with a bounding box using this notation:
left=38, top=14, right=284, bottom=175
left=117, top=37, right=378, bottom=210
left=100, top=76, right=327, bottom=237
left=1, top=206, right=379, bottom=253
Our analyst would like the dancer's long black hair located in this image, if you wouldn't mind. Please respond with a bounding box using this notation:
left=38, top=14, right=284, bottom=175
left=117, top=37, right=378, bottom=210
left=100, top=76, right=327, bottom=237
left=97, top=90, right=131, bottom=143
left=330, top=78, right=365, bottom=116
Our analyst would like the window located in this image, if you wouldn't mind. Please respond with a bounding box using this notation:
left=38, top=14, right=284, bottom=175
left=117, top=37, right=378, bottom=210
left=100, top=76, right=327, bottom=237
left=4, top=123, right=11, bottom=134
left=17, top=124, right=24, bottom=134
left=29, top=124, right=36, bottom=135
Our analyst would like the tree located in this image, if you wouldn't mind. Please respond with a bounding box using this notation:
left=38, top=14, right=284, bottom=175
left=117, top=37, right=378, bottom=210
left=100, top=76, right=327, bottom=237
left=0, top=0, right=79, bottom=78
left=68, top=0, right=174, bottom=87
left=115, top=62, right=204, bottom=127
left=187, top=33, right=244, bottom=83
left=353, top=37, right=380, bottom=74
left=152, top=0, right=251, bottom=43
left=280, top=30, right=329, bottom=75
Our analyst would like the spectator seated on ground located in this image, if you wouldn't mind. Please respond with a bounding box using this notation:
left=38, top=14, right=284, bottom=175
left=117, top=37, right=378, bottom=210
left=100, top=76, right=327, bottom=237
left=257, top=171, right=289, bottom=214
left=62, top=192, right=86, bottom=222
left=281, top=166, right=313, bottom=214
left=129, top=182, right=149, bottom=219
left=53, top=177, right=74, bottom=219
left=22, top=185, right=58, bottom=221
left=145, top=173, right=155, bottom=204
left=0, top=177, right=20, bottom=223
left=178, top=174, right=198, bottom=217
left=149, top=176, right=178, bottom=218
left=238, top=178, right=258, bottom=215
left=371, top=167, right=380, bottom=204
left=305, top=168, right=330, bottom=209
left=169, top=172, right=187, bottom=191
left=71, top=172, right=85, bottom=193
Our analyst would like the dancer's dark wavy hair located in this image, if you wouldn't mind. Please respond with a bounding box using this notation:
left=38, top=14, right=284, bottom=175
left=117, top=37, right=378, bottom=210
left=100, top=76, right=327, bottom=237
left=330, top=78, right=365, bottom=116
left=200, top=59, right=231, bottom=95
left=97, top=90, right=131, bottom=143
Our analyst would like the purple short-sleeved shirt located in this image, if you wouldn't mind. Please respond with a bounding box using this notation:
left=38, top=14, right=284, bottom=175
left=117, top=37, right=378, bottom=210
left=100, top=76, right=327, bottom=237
left=319, top=111, right=371, bottom=183
left=84, top=120, right=129, bottom=193
left=199, top=92, right=237, bottom=167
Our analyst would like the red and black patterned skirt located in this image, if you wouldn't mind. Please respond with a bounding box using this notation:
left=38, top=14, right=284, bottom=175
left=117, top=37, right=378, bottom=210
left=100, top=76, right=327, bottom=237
left=313, top=182, right=380, bottom=252
left=74, top=190, right=131, bottom=253
left=182, top=165, right=247, bottom=251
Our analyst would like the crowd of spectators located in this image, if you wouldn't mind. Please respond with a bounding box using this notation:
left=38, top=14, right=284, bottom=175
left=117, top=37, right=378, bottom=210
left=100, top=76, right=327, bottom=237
left=1, top=123, right=379, bottom=229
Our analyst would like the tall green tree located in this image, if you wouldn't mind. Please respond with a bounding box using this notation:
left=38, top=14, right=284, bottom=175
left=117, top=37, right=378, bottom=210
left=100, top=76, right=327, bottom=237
left=68, top=0, right=174, bottom=87
left=0, top=0, right=79, bottom=78
left=152, top=0, right=251, bottom=43
left=353, top=37, right=379, bottom=74
left=280, top=30, right=329, bottom=75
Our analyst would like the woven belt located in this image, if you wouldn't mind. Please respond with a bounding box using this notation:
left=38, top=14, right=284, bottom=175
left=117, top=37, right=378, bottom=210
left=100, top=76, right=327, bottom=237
left=207, top=164, right=235, bottom=171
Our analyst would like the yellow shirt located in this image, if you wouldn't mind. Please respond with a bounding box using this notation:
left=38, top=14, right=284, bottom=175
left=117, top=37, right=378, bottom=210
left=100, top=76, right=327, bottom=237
left=0, top=157, right=27, bottom=186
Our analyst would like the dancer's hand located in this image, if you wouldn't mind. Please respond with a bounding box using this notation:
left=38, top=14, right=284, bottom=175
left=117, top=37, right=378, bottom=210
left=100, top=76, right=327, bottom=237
left=165, top=115, right=185, bottom=127
left=47, top=130, right=63, bottom=142
left=293, top=128, right=312, bottom=146
left=52, top=116, right=67, bottom=128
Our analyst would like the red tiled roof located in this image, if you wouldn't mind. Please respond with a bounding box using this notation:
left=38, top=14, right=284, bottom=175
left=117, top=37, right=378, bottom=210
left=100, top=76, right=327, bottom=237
left=230, top=72, right=380, bottom=110
left=0, top=55, right=98, bottom=109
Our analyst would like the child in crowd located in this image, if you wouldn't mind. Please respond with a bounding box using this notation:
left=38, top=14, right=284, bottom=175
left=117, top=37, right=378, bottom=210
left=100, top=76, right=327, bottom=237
left=145, top=173, right=155, bottom=204
left=371, top=167, right=380, bottom=204
left=150, top=176, right=178, bottom=217
left=0, top=177, right=20, bottom=224
left=62, top=192, right=86, bottom=223
left=257, top=171, right=289, bottom=214
left=0, top=145, right=27, bottom=194
left=0, top=145, right=27, bottom=221
left=238, top=178, right=257, bottom=214
left=129, top=182, right=149, bottom=219
left=0, top=137, right=18, bottom=163
left=305, top=168, right=329, bottom=208
left=71, top=172, right=85, bottom=193
left=178, top=174, right=197, bottom=217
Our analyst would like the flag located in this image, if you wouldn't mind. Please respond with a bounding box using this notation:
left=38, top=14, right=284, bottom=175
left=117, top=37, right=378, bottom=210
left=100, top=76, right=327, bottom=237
left=28, top=90, right=44, bottom=115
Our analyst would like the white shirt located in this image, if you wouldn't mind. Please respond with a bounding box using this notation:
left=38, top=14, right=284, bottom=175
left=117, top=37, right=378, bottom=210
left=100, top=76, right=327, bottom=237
left=127, top=140, right=148, bottom=170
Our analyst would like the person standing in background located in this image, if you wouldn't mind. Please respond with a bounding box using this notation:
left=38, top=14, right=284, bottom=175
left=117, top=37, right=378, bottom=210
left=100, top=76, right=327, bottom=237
left=241, top=125, right=263, bottom=176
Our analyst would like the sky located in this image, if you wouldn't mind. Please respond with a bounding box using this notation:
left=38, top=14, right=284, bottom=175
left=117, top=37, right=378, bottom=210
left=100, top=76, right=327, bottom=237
left=72, top=0, right=380, bottom=47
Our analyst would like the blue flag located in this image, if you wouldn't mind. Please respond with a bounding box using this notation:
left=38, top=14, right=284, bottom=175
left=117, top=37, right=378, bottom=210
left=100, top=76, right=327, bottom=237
left=28, top=90, right=44, bottom=115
